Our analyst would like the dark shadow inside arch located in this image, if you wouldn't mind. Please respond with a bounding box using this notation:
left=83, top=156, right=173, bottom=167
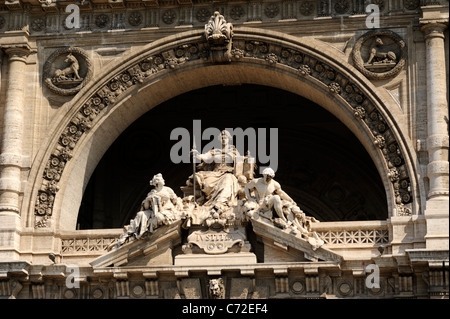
left=76, top=84, right=388, bottom=229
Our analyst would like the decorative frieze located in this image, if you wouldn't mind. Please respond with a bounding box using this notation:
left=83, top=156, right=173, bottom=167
left=0, top=0, right=428, bottom=34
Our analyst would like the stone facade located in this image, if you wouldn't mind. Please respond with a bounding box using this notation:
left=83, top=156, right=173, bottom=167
left=0, top=0, right=448, bottom=299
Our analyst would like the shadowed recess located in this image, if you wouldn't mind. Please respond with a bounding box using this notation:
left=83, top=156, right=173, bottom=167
left=77, top=84, right=388, bottom=229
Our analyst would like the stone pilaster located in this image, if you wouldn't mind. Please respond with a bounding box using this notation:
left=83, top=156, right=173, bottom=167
left=0, top=46, right=30, bottom=213
left=421, top=22, right=449, bottom=200
left=420, top=6, right=449, bottom=250
left=0, top=46, right=30, bottom=260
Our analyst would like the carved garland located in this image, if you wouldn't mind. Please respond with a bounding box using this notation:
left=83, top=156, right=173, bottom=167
left=34, top=31, right=413, bottom=227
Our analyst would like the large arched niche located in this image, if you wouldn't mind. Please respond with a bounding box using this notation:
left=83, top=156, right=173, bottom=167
left=76, top=84, right=389, bottom=229
left=25, top=27, right=421, bottom=230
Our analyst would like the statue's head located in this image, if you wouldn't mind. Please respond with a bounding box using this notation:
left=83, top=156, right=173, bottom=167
left=65, top=53, right=76, bottom=63
left=375, top=37, right=384, bottom=46
left=209, top=278, right=224, bottom=299
left=291, top=206, right=303, bottom=217
left=219, top=130, right=232, bottom=146
left=262, top=167, right=275, bottom=183
left=150, top=173, right=165, bottom=188
left=238, top=175, right=247, bottom=185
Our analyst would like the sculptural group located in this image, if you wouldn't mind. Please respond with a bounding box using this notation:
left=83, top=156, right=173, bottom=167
left=115, top=130, right=323, bottom=251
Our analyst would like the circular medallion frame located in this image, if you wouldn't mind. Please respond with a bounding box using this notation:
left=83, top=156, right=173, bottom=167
left=352, top=30, right=407, bottom=80
left=43, top=47, right=93, bottom=96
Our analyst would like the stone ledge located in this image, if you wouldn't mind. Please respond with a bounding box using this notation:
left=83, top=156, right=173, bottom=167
left=174, top=252, right=257, bottom=266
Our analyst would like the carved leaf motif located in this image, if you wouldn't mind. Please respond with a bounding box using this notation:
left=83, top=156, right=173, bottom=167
left=205, top=11, right=232, bottom=45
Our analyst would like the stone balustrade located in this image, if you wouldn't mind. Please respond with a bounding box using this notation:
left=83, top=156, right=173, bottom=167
left=58, top=220, right=389, bottom=261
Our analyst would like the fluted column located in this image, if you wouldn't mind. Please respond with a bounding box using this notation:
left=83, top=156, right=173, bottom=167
left=420, top=16, right=449, bottom=250
left=421, top=22, right=449, bottom=200
left=0, top=47, right=30, bottom=213
left=0, top=46, right=30, bottom=261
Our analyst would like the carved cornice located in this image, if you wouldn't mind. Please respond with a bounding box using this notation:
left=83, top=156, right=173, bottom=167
left=33, top=26, right=414, bottom=228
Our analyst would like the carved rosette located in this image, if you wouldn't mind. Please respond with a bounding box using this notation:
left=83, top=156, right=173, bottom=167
left=43, top=47, right=93, bottom=96
left=352, top=30, right=407, bottom=80
left=34, top=26, right=414, bottom=227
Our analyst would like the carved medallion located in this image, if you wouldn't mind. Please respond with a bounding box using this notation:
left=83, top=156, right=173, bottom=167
left=162, top=9, right=176, bottom=25
left=95, top=14, right=109, bottom=28
left=352, top=30, right=407, bottom=80
left=299, top=1, right=315, bottom=16
left=337, top=280, right=353, bottom=296
left=404, top=0, right=420, bottom=10
left=334, top=0, right=350, bottom=14
left=128, top=12, right=142, bottom=26
left=291, top=280, right=305, bottom=294
left=264, top=3, right=280, bottom=18
left=91, top=287, right=104, bottom=299
left=43, top=47, right=93, bottom=96
left=31, top=18, right=46, bottom=31
left=196, top=8, right=211, bottom=22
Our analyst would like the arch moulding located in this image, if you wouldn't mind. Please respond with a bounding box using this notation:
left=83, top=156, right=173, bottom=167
left=24, top=26, right=421, bottom=230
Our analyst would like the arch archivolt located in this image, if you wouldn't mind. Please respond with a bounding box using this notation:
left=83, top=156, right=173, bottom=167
left=26, top=27, right=419, bottom=229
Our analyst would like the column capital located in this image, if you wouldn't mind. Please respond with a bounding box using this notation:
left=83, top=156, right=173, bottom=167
left=4, top=46, right=31, bottom=63
left=420, top=22, right=448, bottom=40
left=419, top=3, right=449, bottom=37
